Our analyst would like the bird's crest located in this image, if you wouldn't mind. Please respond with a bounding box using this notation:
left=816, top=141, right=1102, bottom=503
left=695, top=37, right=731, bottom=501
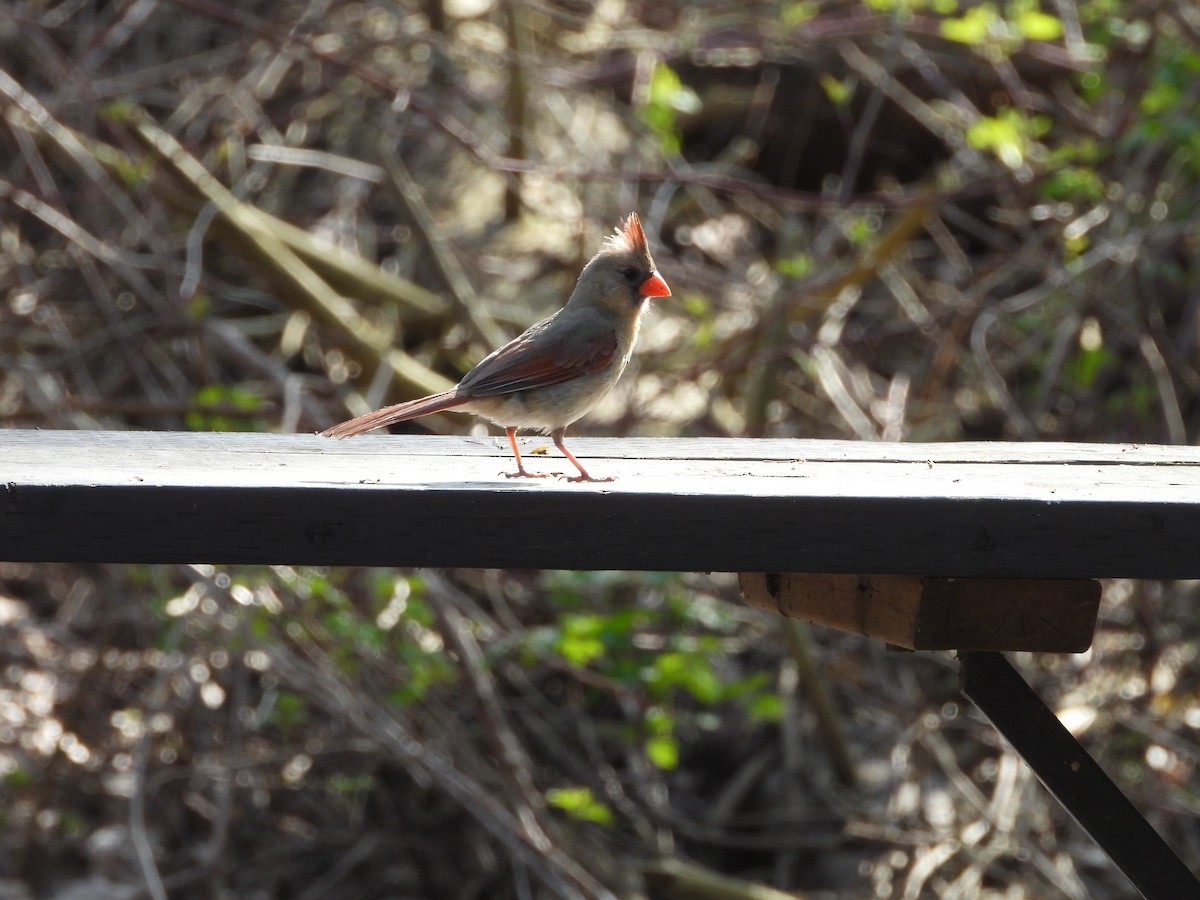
left=606, top=212, right=649, bottom=255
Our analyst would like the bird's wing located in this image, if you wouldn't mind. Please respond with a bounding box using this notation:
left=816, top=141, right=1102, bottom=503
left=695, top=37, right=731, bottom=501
left=458, top=317, right=618, bottom=397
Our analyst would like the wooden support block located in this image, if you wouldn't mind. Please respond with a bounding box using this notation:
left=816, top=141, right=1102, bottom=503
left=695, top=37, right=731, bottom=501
left=739, top=573, right=1101, bottom=652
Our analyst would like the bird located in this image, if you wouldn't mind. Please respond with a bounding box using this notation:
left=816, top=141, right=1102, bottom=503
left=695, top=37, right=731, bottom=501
left=321, top=212, right=671, bottom=482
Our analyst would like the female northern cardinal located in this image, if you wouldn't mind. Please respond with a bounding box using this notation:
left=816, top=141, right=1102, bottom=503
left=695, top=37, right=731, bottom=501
left=322, top=213, right=671, bottom=481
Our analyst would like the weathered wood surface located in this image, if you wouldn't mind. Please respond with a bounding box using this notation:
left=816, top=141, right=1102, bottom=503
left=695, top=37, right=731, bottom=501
left=2, top=430, right=1199, bottom=575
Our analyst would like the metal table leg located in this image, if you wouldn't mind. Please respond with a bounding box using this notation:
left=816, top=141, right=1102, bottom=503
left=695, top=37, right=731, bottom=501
left=959, top=651, right=1199, bottom=900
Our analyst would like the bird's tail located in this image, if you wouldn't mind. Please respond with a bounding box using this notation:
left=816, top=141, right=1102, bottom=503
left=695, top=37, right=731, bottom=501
left=321, top=390, right=468, bottom=438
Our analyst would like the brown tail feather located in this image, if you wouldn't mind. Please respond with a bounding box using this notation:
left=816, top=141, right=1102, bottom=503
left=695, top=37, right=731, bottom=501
left=321, top=390, right=468, bottom=438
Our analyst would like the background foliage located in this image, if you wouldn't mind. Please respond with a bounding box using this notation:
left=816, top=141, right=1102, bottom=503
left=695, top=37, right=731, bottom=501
left=2, top=0, right=1199, bottom=897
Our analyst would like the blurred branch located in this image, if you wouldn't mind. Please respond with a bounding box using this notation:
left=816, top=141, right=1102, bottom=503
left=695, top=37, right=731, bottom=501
left=503, top=0, right=530, bottom=221
left=425, top=574, right=552, bottom=846
left=742, top=205, right=933, bottom=436
left=813, top=341, right=878, bottom=440
left=740, top=279, right=794, bottom=438
left=381, top=148, right=508, bottom=348
left=783, top=620, right=856, bottom=788
left=129, top=618, right=185, bottom=900
left=0, top=176, right=154, bottom=276
left=0, top=64, right=157, bottom=248
left=152, top=0, right=1013, bottom=217
left=120, top=106, right=456, bottom=403
left=232, top=143, right=450, bottom=317
left=268, top=642, right=618, bottom=900
left=838, top=41, right=965, bottom=153
left=423, top=0, right=446, bottom=35
left=808, top=205, right=934, bottom=316
left=1138, top=333, right=1187, bottom=444
left=642, top=856, right=801, bottom=900
left=252, top=208, right=449, bottom=321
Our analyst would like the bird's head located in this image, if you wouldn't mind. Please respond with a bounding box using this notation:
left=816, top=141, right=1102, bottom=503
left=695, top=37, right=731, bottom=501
left=573, top=213, right=671, bottom=315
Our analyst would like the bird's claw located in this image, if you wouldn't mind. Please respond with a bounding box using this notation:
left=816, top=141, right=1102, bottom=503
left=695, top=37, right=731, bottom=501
left=503, top=469, right=553, bottom=479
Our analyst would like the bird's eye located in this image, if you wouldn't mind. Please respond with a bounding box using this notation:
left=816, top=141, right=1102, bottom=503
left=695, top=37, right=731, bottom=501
left=619, top=267, right=640, bottom=283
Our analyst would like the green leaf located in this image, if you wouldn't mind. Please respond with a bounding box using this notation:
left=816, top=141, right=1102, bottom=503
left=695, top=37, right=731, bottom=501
left=818, top=74, right=852, bottom=108
left=1016, top=10, right=1063, bottom=41
left=98, top=100, right=139, bottom=122
left=271, top=691, right=310, bottom=730
left=184, top=291, right=211, bottom=321
left=185, top=384, right=265, bottom=432
left=968, top=114, right=1021, bottom=157
left=546, top=787, right=614, bottom=826
left=1140, top=79, right=1180, bottom=117
left=864, top=0, right=928, bottom=11
left=781, top=1, right=819, bottom=27
left=1066, top=347, right=1112, bottom=389
left=4, top=766, right=33, bottom=790
left=650, top=651, right=723, bottom=704
left=646, top=734, right=680, bottom=770
left=775, top=253, right=813, bottom=279
left=1040, top=165, right=1104, bottom=202
left=639, top=62, right=701, bottom=155
left=941, top=4, right=999, bottom=45
left=557, top=633, right=605, bottom=667
left=1065, top=320, right=1114, bottom=388
left=847, top=215, right=880, bottom=246
left=966, top=108, right=1047, bottom=170
left=747, top=693, right=786, bottom=723
left=328, top=773, right=372, bottom=797
left=554, top=614, right=608, bottom=667
left=645, top=704, right=674, bottom=735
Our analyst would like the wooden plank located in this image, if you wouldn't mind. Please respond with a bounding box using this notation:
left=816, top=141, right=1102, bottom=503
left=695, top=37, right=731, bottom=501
left=1, top=430, right=1199, bottom=575
left=739, top=573, right=1101, bottom=652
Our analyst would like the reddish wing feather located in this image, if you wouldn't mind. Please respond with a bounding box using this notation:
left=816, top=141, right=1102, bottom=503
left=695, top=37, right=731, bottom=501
left=459, top=329, right=618, bottom=397
left=435, top=213, right=643, bottom=399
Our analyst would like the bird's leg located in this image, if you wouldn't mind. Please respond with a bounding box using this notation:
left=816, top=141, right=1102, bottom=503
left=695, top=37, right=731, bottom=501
left=503, top=426, right=552, bottom=479
left=553, top=428, right=613, bottom=483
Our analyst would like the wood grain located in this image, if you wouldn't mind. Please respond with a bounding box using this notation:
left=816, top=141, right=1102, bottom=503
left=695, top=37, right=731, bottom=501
left=1, top=430, right=1198, bottom=575
left=740, top=573, right=1101, bottom=652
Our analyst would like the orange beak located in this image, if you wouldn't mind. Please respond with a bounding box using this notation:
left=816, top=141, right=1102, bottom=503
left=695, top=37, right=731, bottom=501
left=639, top=271, right=671, bottom=298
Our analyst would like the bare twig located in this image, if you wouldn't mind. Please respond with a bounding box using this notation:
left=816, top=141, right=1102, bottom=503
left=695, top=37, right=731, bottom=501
left=380, top=148, right=507, bottom=347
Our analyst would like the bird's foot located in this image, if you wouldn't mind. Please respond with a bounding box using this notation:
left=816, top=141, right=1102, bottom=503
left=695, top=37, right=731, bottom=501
left=503, top=468, right=553, bottom=479
left=559, top=473, right=614, bottom=483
